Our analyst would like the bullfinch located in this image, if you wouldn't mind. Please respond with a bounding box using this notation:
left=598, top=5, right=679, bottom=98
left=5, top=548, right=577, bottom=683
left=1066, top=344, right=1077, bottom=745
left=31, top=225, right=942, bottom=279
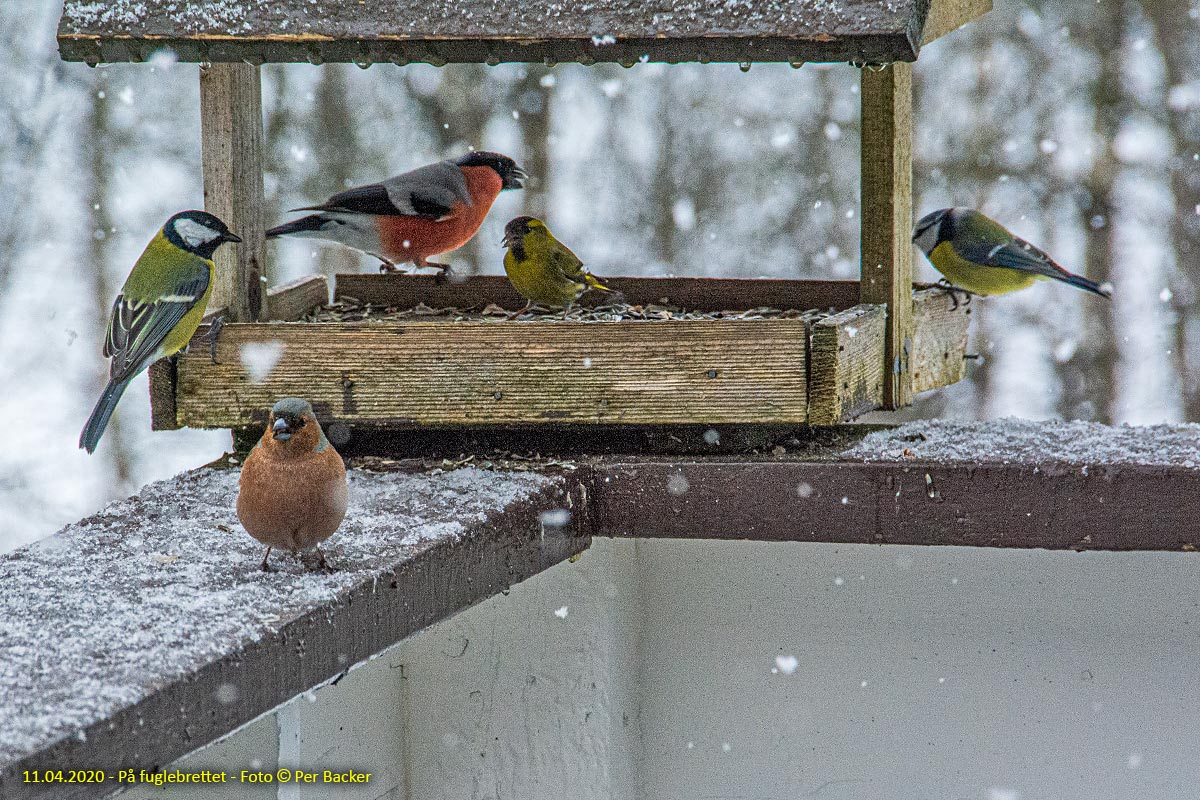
left=266, top=151, right=526, bottom=273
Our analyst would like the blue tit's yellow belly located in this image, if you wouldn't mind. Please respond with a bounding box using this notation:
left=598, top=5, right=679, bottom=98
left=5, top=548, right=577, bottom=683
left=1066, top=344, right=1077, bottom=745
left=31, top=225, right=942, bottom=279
left=928, top=241, right=1040, bottom=296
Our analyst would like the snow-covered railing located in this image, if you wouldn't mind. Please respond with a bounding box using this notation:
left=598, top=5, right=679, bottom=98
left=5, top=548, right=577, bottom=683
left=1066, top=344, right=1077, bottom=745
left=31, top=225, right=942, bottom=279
left=4, top=420, right=1198, bottom=799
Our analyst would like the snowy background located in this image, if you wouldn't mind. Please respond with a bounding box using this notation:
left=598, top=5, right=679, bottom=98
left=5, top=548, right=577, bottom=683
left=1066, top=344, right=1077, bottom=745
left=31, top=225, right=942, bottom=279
left=1, top=0, right=1198, bottom=550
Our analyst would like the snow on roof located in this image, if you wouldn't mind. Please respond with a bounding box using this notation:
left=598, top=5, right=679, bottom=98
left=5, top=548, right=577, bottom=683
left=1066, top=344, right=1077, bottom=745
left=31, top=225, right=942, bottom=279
left=0, top=463, right=558, bottom=767
left=57, top=0, right=930, bottom=64
left=841, top=418, right=1200, bottom=468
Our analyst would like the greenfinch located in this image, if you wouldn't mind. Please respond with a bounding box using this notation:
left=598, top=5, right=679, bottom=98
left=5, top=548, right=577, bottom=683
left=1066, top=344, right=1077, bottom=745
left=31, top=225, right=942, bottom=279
left=237, top=398, right=348, bottom=572
left=501, top=216, right=612, bottom=315
left=913, top=208, right=1110, bottom=298
left=80, top=210, right=240, bottom=453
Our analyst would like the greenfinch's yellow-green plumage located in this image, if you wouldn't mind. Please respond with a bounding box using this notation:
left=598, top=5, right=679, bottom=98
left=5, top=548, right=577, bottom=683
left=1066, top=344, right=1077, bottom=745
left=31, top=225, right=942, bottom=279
left=913, top=207, right=1110, bottom=298
left=501, top=216, right=610, bottom=310
left=80, top=210, right=240, bottom=453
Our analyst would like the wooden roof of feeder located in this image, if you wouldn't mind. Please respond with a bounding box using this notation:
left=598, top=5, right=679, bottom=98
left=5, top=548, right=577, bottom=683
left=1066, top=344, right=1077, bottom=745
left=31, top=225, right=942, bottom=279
left=58, top=0, right=987, bottom=65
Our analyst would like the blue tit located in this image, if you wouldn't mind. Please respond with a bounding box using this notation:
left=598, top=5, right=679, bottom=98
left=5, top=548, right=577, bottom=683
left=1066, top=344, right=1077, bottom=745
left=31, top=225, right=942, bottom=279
left=913, top=208, right=1110, bottom=298
left=80, top=210, right=240, bottom=453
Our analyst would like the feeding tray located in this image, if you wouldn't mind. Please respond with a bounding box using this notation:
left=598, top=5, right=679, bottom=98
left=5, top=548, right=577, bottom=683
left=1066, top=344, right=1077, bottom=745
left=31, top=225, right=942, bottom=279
left=60, top=0, right=991, bottom=439
left=149, top=274, right=969, bottom=432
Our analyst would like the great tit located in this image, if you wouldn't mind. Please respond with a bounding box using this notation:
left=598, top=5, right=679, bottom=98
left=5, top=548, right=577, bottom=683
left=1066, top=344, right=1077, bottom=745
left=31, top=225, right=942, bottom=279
left=79, top=210, right=240, bottom=453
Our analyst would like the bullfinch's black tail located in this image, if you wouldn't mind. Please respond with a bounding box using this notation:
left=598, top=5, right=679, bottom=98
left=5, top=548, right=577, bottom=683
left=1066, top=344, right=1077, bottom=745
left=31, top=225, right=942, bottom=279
left=1055, top=271, right=1111, bottom=299
left=265, top=215, right=329, bottom=239
left=80, top=376, right=133, bottom=454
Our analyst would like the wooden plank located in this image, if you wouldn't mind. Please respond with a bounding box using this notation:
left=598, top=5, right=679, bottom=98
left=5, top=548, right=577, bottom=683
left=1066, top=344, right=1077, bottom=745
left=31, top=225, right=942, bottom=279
left=0, top=466, right=586, bottom=800
left=57, top=0, right=930, bottom=65
left=807, top=303, right=886, bottom=425
left=921, top=0, right=991, bottom=44
left=911, top=287, right=970, bottom=393
left=202, top=274, right=331, bottom=324
left=265, top=274, right=330, bottom=320
left=590, top=459, right=1200, bottom=549
left=859, top=62, right=914, bottom=410
left=335, top=274, right=862, bottom=313
left=151, top=276, right=330, bottom=431
left=173, top=320, right=809, bottom=428
left=200, top=63, right=265, bottom=323
left=147, top=357, right=177, bottom=431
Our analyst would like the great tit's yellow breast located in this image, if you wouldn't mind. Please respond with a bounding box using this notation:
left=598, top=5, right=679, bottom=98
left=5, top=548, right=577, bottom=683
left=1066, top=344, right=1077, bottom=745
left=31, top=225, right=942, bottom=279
left=159, top=260, right=215, bottom=357
left=928, top=241, right=1039, bottom=296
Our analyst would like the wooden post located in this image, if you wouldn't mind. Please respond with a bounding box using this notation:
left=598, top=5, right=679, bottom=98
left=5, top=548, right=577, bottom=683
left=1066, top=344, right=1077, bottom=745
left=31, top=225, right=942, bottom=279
left=859, top=62, right=914, bottom=410
left=200, top=63, right=266, bottom=322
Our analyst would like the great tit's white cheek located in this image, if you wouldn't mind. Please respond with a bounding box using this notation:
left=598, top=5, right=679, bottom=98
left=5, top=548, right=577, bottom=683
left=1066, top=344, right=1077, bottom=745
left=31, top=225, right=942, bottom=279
left=175, top=218, right=224, bottom=248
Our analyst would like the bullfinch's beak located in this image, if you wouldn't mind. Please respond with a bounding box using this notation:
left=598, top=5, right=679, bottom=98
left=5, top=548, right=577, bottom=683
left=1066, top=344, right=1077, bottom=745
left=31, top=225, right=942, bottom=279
left=272, top=416, right=292, bottom=441
left=508, top=167, right=528, bottom=190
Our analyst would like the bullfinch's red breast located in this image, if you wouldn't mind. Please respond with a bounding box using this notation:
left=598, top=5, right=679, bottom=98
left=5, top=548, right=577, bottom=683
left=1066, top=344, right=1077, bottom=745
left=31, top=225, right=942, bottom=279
left=266, top=151, right=526, bottom=272
left=237, top=398, right=348, bottom=572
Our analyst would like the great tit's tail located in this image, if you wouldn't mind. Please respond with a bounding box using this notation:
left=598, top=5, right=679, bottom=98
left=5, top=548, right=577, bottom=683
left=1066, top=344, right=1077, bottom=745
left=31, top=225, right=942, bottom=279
left=1055, top=271, right=1111, bottom=299
left=79, top=376, right=133, bottom=454
left=265, top=215, right=328, bottom=239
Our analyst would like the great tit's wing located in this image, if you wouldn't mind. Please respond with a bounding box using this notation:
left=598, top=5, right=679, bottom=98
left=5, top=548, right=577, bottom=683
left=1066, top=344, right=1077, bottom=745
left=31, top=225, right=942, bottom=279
left=301, top=161, right=471, bottom=221
left=105, top=265, right=209, bottom=380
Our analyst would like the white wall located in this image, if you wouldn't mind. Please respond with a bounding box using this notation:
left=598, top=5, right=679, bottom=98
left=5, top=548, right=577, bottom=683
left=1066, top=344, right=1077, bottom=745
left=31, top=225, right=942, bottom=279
left=142, top=538, right=1200, bottom=800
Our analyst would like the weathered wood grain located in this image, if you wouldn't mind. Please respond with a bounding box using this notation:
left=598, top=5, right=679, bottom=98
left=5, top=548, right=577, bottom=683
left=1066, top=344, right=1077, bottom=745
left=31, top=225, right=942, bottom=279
left=921, top=0, right=988, bottom=43
left=58, top=0, right=932, bottom=65
left=807, top=304, right=886, bottom=425
left=200, top=63, right=265, bottom=323
left=911, top=287, right=970, bottom=393
left=921, top=0, right=991, bottom=44
left=334, top=274, right=862, bottom=313
left=859, top=62, right=914, bottom=410
left=151, top=276, right=332, bottom=430
left=265, top=274, right=330, bottom=320
left=173, top=320, right=809, bottom=428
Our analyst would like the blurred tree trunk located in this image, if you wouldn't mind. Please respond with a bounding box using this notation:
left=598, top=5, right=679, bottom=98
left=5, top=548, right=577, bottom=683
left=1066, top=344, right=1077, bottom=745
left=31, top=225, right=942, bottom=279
left=651, top=72, right=679, bottom=270
left=0, top=6, right=61, bottom=298
left=512, top=66, right=553, bottom=221
left=262, top=64, right=295, bottom=286
left=1057, top=2, right=1124, bottom=423
left=1140, top=0, right=1200, bottom=421
left=309, top=65, right=360, bottom=277
left=85, top=72, right=133, bottom=488
left=403, top=66, right=492, bottom=273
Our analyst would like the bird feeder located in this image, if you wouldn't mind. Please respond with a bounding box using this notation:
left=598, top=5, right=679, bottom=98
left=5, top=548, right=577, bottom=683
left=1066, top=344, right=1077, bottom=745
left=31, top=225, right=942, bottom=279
left=57, top=0, right=990, bottom=439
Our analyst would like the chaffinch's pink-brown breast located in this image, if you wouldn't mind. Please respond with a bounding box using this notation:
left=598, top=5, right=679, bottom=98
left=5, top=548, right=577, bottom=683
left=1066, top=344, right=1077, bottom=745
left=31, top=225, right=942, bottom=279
left=237, top=435, right=348, bottom=552
left=378, top=165, right=503, bottom=264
